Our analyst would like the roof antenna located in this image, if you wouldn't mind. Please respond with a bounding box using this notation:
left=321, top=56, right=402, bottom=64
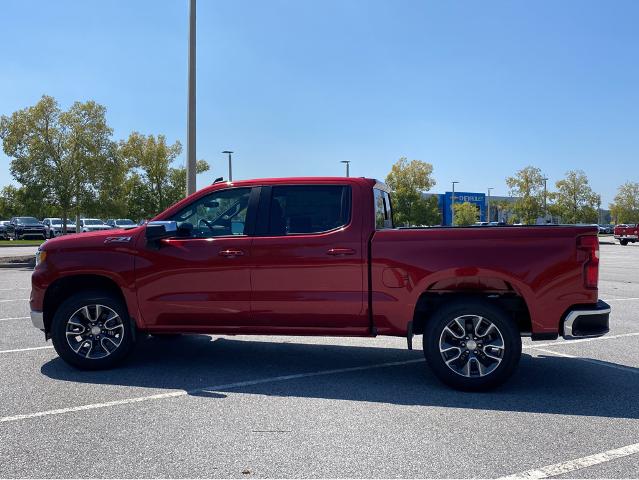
left=213, top=177, right=224, bottom=184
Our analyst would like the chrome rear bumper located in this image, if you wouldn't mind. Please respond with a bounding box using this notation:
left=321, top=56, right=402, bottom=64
left=562, top=300, right=610, bottom=339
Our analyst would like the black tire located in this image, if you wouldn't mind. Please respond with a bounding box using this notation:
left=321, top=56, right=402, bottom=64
left=51, top=291, right=136, bottom=370
left=620, top=239, right=628, bottom=246
left=423, top=299, right=521, bottom=391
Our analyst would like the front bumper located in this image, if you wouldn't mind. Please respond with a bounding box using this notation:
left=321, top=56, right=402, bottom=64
left=31, top=310, right=45, bottom=330
left=562, top=300, right=610, bottom=339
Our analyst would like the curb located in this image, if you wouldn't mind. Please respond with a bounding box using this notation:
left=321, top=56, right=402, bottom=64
left=0, top=255, right=35, bottom=269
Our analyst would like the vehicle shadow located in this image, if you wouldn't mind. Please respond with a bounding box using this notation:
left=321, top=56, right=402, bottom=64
left=41, top=335, right=639, bottom=420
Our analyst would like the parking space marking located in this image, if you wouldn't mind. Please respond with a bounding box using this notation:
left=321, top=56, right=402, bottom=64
left=0, top=288, right=30, bottom=291
left=606, top=297, right=639, bottom=302
left=0, top=298, right=29, bottom=303
left=499, top=442, right=639, bottom=479
left=0, top=316, right=30, bottom=322
left=532, top=347, right=639, bottom=374
left=0, top=346, right=53, bottom=354
left=0, top=358, right=424, bottom=423
left=524, top=332, right=639, bottom=349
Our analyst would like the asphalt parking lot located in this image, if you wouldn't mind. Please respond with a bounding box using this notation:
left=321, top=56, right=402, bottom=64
left=0, top=243, right=637, bottom=478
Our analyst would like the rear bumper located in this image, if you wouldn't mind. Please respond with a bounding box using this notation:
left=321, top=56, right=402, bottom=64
left=562, top=300, right=610, bottom=339
left=614, top=235, right=638, bottom=240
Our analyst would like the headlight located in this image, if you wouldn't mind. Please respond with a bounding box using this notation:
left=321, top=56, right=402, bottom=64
left=35, top=249, right=47, bottom=267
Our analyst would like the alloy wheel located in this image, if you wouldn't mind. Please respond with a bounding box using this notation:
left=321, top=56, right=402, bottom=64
left=65, top=304, right=124, bottom=360
left=439, top=314, right=505, bottom=377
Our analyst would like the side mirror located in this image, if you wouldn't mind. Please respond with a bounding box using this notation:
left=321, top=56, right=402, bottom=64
left=145, top=221, right=178, bottom=242
left=145, top=221, right=194, bottom=243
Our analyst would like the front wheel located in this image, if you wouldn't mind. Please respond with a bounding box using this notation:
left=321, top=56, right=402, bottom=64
left=423, top=300, right=521, bottom=391
left=51, top=291, right=136, bottom=370
left=620, top=239, right=628, bottom=246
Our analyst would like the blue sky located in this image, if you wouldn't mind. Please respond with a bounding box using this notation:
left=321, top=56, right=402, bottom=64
left=1, top=0, right=637, bottom=205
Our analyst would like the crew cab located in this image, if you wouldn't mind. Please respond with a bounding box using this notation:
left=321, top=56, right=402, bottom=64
left=614, top=224, right=638, bottom=245
left=30, top=177, right=610, bottom=390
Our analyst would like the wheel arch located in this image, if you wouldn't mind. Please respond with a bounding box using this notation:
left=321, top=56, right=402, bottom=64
left=411, top=291, right=532, bottom=338
left=43, top=274, right=130, bottom=335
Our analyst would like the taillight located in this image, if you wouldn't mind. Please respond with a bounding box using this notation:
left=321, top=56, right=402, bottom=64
left=578, top=235, right=599, bottom=289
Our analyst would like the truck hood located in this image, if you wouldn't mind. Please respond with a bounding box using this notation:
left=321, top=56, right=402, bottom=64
left=41, top=227, right=142, bottom=252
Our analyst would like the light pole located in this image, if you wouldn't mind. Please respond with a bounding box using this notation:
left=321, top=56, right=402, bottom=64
left=451, top=181, right=459, bottom=226
left=340, top=160, right=351, bottom=177
left=487, top=187, right=494, bottom=222
left=186, top=0, right=197, bottom=196
left=222, top=151, right=234, bottom=181
left=542, top=177, right=548, bottom=222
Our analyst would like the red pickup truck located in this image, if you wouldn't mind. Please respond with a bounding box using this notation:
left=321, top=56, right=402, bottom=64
left=614, top=224, right=638, bottom=245
left=30, top=177, right=610, bottom=390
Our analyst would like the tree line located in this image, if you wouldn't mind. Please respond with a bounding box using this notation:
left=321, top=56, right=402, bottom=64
left=385, top=159, right=639, bottom=226
left=0, top=95, right=209, bottom=230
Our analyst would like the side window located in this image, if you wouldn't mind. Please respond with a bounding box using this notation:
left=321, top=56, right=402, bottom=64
left=268, top=185, right=350, bottom=235
left=374, top=189, right=393, bottom=229
left=170, top=187, right=251, bottom=238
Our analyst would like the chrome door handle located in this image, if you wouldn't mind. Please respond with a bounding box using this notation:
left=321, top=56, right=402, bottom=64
left=218, top=249, right=245, bottom=257
left=326, top=248, right=356, bottom=256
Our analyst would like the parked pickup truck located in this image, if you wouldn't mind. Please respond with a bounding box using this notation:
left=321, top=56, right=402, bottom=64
left=30, top=177, right=610, bottom=390
left=614, top=224, right=638, bottom=245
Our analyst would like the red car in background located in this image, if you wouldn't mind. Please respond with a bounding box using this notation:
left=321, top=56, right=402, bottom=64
left=614, top=224, right=638, bottom=245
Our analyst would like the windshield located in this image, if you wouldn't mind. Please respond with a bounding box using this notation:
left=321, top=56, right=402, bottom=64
left=116, top=219, right=135, bottom=225
left=83, top=220, right=104, bottom=226
left=16, top=217, right=39, bottom=224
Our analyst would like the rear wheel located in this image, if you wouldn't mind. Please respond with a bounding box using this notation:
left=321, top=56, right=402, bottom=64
left=620, top=239, right=628, bottom=246
left=423, top=300, right=521, bottom=391
left=51, top=291, right=136, bottom=370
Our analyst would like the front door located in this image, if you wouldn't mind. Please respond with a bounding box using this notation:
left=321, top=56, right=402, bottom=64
left=250, top=183, right=368, bottom=333
left=135, top=186, right=255, bottom=331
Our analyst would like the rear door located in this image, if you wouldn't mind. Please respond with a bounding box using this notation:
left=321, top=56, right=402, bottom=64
left=250, top=183, right=367, bottom=333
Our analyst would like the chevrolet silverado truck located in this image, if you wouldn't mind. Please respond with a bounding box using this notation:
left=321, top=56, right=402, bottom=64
left=30, top=177, right=610, bottom=390
left=614, top=224, right=638, bottom=245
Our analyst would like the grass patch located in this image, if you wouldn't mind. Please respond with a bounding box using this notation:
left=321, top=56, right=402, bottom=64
left=0, top=239, right=45, bottom=247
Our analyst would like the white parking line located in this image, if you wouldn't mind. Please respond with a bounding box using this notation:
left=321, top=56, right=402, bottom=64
left=0, top=346, right=53, bottom=354
left=499, top=442, right=639, bottom=479
left=0, top=316, right=30, bottom=322
left=532, top=347, right=638, bottom=374
left=0, top=288, right=29, bottom=291
left=0, top=358, right=424, bottom=423
left=606, top=297, right=639, bottom=302
left=524, top=332, right=639, bottom=349
left=0, top=298, right=29, bottom=303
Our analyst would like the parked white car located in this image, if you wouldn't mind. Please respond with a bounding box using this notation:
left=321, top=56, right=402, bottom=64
left=80, top=219, right=112, bottom=233
left=42, top=218, right=76, bottom=238
left=105, top=218, right=137, bottom=230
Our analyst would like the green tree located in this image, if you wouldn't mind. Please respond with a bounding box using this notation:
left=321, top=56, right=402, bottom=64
left=385, top=157, right=437, bottom=226
left=609, top=182, right=639, bottom=224
left=0, top=95, right=116, bottom=231
left=549, top=170, right=600, bottom=224
left=505, top=166, right=546, bottom=224
left=453, top=201, right=478, bottom=226
left=119, top=133, right=210, bottom=219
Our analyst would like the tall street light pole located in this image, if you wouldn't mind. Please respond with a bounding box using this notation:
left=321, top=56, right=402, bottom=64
left=186, top=0, right=197, bottom=196
left=340, top=160, right=351, bottom=177
left=542, top=177, right=548, bottom=222
left=451, top=181, right=459, bottom=226
left=487, top=187, right=494, bottom=223
left=222, top=151, right=234, bottom=181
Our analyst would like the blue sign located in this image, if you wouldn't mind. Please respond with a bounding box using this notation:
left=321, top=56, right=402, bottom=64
left=442, top=191, right=485, bottom=226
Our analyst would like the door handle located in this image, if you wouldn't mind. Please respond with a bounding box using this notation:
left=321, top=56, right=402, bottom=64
left=218, top=249, right=245, bottom=257
left=326, top=248, right=356, bottom=256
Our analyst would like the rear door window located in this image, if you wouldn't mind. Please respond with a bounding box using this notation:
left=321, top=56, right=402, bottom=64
left=266, top=185, right=351, bottom=235
left=374, top=189, right=393, bottom=229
